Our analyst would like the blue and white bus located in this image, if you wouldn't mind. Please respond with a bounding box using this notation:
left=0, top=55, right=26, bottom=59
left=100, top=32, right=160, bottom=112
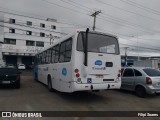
left=33, top=29, right=121, bottom=92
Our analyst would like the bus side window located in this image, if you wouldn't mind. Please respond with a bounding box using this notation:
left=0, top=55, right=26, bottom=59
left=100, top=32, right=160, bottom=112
left=59, top=38, right=72, bottom=63
left=41, top=52, right=44, bottom=64
left=42, top=51, right=46, bottom=64
left=38, top=54, right=40, bottom=64
left=39, top=53, right=42, bottom=64
left=45, top=51, right=47, bottom=64
left=46, top=49, right=51, bottom=64
left=51, top=46, right=56, bottom=63
left=54, top=45, right=59, bottom=63
left=59, top=42, right=66, bottom=63
left=65, top=38, right=72, bottom=62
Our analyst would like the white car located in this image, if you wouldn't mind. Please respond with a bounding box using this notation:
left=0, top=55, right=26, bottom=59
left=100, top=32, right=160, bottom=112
left=18, top=64, right=26, bottom=70
left=121, top=67, right=160, bottom=97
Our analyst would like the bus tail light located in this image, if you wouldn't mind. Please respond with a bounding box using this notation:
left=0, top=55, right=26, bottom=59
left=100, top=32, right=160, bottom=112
left=76, top=73, right=80, bottom=78
left=74, top=69, right=79, bottom=73
left=146, top=77, right=152, bottom=85
left=75, top=69, right=80, bottom=78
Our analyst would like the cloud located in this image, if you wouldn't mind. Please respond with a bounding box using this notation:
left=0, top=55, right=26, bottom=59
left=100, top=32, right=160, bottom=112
left=0, top=0, right=160, bottom=56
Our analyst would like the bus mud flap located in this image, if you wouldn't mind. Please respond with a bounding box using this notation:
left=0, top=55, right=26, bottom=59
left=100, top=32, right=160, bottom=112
left=107, top=84, right=110, bottom=89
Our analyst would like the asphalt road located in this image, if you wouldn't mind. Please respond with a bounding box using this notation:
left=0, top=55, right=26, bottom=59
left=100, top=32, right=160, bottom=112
left=0, top=70, right=160, bottom=120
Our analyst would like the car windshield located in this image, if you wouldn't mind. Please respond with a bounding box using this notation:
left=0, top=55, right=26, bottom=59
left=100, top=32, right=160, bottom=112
left=0, top=68, right=17, bottom=75
left=77, top=32, right=120, bottom=54
left=143, top=68, right=160, bottom=77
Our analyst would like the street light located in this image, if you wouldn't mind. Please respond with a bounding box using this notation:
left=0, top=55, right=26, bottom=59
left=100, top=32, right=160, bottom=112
left=0, top=40, right=3, bottom=66
left=124, top=47, right=129, bottom=66
left=130, top=35, right=140, bottom=61
left=50, top=34, right=54, bottom=45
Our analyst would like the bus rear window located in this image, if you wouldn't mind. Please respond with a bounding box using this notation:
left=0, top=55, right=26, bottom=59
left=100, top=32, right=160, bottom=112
left=77, top=32, right=119, bottom=54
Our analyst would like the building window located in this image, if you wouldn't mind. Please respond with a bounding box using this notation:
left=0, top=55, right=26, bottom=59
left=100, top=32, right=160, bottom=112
left=27, top=21, right=32, bottom=26
left=26, top=31, right=32, bottom=35
left=9, top=18, right=15, bottom=24
left=4, top=38, right=16, bottom=45
left=40, top=32, right=45, bottom=37
left=36, top=41, right=44, bottom=47
left=40, top=23, right=45, bottom=28
left=9, top=28, right=15, bottom=33
left=51, top=25, right=56, bottom=29
left=26, top=40, right=35, bottom=46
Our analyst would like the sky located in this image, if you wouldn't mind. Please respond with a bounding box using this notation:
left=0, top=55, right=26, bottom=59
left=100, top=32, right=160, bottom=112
left=0, top=0, right=160, bottom=57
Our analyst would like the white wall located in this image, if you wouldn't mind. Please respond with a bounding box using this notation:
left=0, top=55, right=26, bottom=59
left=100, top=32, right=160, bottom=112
left=1, top=13, right=63, bottom=55
left=0, top=13, right=4, bottom=65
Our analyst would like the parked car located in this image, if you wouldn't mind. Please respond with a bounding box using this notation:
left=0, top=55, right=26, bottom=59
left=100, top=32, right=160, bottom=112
left=6, top=64, right=15, bottom=68
left=121, top=67, right=160, bottom=97
left=0, top=67, right=21, bottom=88
left=18, top=64, right=26, bottom=70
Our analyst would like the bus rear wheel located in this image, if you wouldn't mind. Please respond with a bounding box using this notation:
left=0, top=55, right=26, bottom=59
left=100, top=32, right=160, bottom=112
left=48, top=76, right=53, bottom=92
left=34, top=73, right=38, bottom=81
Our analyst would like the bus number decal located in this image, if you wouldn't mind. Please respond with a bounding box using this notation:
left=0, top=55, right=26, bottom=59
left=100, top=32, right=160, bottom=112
left=95, top=60, right=102, bottom=66
left=62, top=68, right=67, bottom=76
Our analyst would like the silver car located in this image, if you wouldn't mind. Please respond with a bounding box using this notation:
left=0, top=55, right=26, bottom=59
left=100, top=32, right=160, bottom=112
left=121, top=67, right=160, bottom=97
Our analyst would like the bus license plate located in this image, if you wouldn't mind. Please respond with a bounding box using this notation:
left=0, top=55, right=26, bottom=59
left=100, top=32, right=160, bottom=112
left=2, top=81, right=10, bottom=84
left=96, top=75, right=104, bottom=78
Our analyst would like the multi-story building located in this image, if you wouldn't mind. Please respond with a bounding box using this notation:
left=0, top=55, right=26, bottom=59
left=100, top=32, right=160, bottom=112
left=0, top=13, right=65, bottom=68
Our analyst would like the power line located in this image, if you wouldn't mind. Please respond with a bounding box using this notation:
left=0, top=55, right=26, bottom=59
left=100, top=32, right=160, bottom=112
left=120, top=0, right=160, bottom=16
left=59, top=0, right=91, bottom=12
left=95, top=0, right=160, bottom=22
left=41, top=0, right=89, bottom=16
left=0, top=8, right=90, bottom=29
left=68, top=0, right=94, bottom=11
left=97, top=16, right=154, bottom=35
left=61, top=0, right=159, bottom=34
left=100, top=13, right=160, bottom=34
left=97, top=28, right=160, bottom=50
left=119, top=43, right=160, bottom=51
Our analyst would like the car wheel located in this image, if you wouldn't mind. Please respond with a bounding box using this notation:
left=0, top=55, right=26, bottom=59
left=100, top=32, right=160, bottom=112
left=135, top=86, right=146, bottom=98
left=48, top=77, right=53, bottom=92
left=15, top=81, right=20, bottom=89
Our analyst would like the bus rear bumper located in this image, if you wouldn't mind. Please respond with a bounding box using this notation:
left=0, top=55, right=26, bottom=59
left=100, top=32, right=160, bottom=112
left=71, top=82, right=121, bottom=92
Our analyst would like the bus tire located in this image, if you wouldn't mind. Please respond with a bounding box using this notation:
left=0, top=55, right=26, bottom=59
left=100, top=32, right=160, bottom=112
left=34, top=72, right=38, bottom=81
left=48, top=76, right=53, bottom=92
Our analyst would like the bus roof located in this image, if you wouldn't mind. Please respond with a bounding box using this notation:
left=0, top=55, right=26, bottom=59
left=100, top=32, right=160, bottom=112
left=36, top=29, right=118, bottom=55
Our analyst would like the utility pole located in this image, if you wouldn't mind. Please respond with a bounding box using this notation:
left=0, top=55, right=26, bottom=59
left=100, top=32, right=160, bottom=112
left=0, top=40, right=3, bottom=66
left=90, top=10, right=101, bottom=31
left=50, top=34, right=54, bottom=45
left=124, top=47, right=129, bottom=66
